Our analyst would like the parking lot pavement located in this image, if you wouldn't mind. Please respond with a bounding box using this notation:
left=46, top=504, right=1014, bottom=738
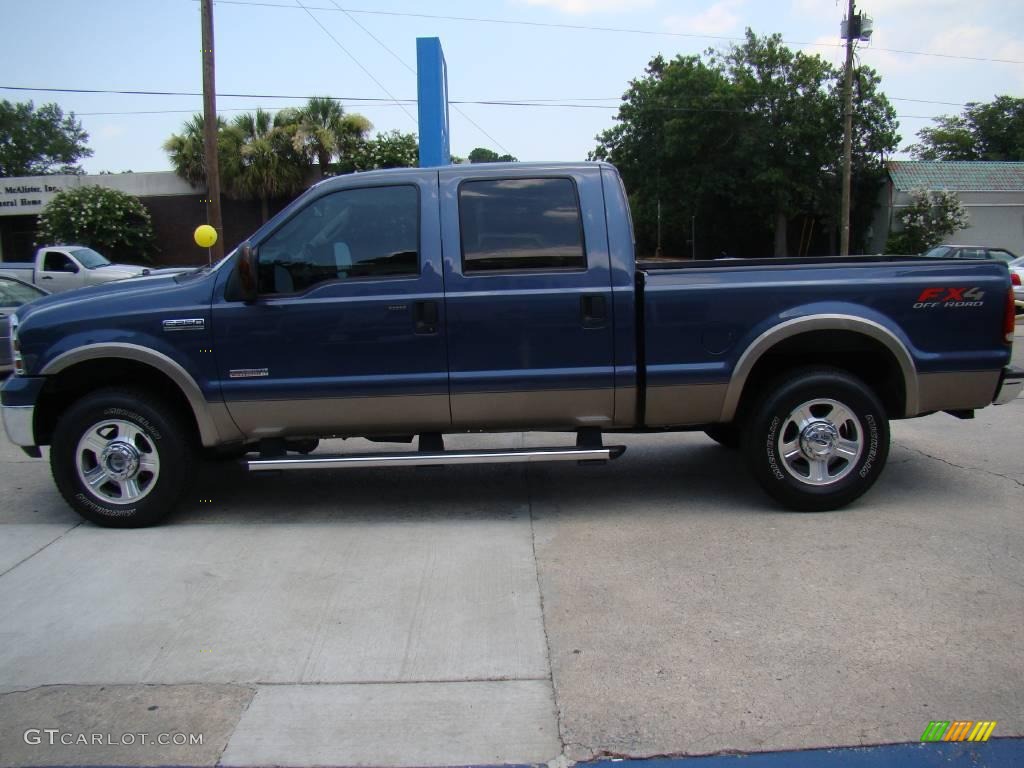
left=1, top=342, right=1022, bottom=765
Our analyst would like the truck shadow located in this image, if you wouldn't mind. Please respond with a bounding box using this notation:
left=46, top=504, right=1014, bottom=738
left=168, top=437, right=961, bottom=525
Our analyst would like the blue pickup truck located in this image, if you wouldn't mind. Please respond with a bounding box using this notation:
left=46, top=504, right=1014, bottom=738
left=2, top=162, right=1021, bottom=526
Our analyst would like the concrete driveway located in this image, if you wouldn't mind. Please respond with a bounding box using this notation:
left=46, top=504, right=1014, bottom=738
left=0, top=329, right=1021, bottom=766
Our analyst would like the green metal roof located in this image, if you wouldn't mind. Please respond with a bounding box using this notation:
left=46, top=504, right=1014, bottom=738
left=888, top=161, right=1024, bottom=192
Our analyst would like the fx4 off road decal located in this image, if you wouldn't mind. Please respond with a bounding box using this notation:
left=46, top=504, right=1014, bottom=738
left=913, top=287, right=985, bottom=309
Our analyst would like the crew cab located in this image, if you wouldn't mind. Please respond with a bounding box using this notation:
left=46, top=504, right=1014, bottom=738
left=2, top=162, right=1021, bottom=527
left=0, top=245, right=158, bottom=293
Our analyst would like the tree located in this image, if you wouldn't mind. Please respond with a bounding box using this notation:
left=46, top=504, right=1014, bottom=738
left=0, top=100, right=92, bottom=176
left=592, top=31, right=899, bottom=258
left=884, top=187, right=968, bottom=254
left=36, top=186, right=155, bottom=263
left=162, top=113, right=232, bottom=187
left=289, top=97, right=372, bottom=180
left=225, top=109, right=308, bottom=222
left=468, top=147, right=518, bottom=163
left=350, top=130, right=420, bottom=170
left=907, top=96, right=1024, bottom=161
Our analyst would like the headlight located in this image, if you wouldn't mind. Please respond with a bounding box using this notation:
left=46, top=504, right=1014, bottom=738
left=9, top=313, right=23, bottom=376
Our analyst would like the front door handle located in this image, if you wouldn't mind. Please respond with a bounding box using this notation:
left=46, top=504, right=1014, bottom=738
left=414, top=300, right=439, bottom=334
left=580, top=294, right=607, bottom=329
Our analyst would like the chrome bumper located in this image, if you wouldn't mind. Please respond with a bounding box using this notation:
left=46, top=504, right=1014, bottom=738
left=1, top=403, right=34, bottom=446
left=994, top=366, right=1023, bottom=406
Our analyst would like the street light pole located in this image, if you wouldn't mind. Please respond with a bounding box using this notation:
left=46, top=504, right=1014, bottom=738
left=840, top=0, right=856, bottom=256
left=201, top=0, right=224, bottom=264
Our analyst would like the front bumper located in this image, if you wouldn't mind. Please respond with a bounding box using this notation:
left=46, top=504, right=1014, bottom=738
left=1, top=403, right=34, bottom=446
left=994, top=366, right=1024, bottom=405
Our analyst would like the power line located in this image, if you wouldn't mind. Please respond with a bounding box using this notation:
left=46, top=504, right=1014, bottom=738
left=205, top=0, right=1024, bottom=66
left=0, top=85, right=955, bottom=120
left=293, top=0, right=417, bottom=125
left=326, top=0, right=513, bottom=155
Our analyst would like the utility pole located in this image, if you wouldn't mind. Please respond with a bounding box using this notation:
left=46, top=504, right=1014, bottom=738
left=201, top=0, right=224, bottom=263
left=839, top=0, right=856, bottom=256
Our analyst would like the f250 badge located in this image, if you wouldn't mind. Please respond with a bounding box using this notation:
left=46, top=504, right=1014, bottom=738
left=913, top=287, right=985, bottom=309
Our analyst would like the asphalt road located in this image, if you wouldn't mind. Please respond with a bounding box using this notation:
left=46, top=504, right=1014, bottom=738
left=0, top=326, right=1021, bottom=766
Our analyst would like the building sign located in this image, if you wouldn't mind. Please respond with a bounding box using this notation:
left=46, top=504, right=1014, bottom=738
left=0, top=176, right=75, bottom=216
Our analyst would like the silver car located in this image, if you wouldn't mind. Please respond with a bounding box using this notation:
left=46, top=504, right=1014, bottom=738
left=0, top=276, right=48, bottom=373
left=1010, top=256, right=1024, bottom=312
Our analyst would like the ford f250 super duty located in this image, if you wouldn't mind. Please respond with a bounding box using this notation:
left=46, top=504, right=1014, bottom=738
left=2, top=162, right=1021, bottom=527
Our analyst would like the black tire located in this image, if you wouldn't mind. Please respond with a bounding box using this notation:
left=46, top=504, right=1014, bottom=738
left=742, top=367, right=889, bottom=512
left=704, top=423, right=741, bottom=450
left=51, top=388, right=195, bottom=527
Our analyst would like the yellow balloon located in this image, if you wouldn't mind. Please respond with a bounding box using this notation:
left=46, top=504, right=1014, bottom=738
left=194, top=224, right=218, bottom=248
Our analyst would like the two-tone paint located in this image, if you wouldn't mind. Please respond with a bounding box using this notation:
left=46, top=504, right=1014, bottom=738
left=2, top=162, right=1018, bottom=451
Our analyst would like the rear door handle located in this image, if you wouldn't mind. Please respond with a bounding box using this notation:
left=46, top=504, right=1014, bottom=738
left=414, top=300, right=439, bottom=335
left=580, top=294, right=607, bottom=329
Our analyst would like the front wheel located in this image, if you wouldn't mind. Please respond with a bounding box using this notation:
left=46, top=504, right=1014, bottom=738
left=743, top=367, right=889, bottom=511
left=51, top=389, right=195, bottom=527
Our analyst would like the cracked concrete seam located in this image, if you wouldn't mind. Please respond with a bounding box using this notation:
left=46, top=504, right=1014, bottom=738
left=898, top=443, right=1024, bottom=488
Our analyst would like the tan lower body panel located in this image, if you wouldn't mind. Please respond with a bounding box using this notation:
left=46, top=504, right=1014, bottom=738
left=451, top=389, right=614, bottom=430
left=226, top=394, right=452, bottom=439
left=644, top=383, right=728, bottom=427
left=915, top=370, right=1000, bottom=414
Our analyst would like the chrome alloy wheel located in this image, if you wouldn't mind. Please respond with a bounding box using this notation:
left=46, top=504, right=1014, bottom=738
left=75, top=420, right=161, bottom=504
left=777, top=398, right=864, bottom=486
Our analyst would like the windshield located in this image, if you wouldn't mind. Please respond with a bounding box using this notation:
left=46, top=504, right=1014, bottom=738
left=71, top=247, right=111, bottom=269
left=0, top=278, right=46, bottom=307
left=1011, top=256, right=1024, bottom=268
left=921, top=246, right=952, bottom=258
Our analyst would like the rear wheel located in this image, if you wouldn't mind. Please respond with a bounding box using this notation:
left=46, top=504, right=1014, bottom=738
left=742, top=367, right=889, bottom=511
left=51, top=389, right=195, bottom=527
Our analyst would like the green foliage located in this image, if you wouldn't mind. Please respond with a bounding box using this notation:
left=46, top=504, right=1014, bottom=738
left=593, top=30, right=899, bottom=258
left=223, top=108, right=309, bottom=222
left=349, top=130, right=420, bottom=170
left=163, top=98, right=374, bottom=219
left=36, top=186, right=155, bottom=263
left=884, top=187, right=968, bottom=254
left=468, top=147, right=518, bottom=163
left=907, top=96, right=1024, bottom=161
left=0, top=100, right=92, bottom=176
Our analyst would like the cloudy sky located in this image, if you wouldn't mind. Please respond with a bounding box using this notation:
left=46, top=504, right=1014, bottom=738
left=2, top=0, right=1022, bottom=173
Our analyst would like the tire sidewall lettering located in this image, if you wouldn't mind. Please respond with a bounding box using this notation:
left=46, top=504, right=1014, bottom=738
left=765, top=415, right=785, bottom=481
left=859, top=412, right=880, bottom=479
left=100, top=407, right=163, bottom=442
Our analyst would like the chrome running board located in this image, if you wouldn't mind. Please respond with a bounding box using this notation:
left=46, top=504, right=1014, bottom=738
left=247, top=445, right=626, bottom=472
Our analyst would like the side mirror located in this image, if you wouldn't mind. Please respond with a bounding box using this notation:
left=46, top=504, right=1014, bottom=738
left=236, top=243, right=258, bottom=303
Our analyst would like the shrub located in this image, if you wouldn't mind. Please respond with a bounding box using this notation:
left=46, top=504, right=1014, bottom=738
left=885, top=187, right=969, bottom=254
left=37, top=185, right=156, bottom=264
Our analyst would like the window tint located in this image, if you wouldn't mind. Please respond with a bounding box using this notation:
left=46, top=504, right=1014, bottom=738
left=989, top=249, right=1015, bottom=264
left=43, top=252, right=76, bottom=272
left=257, top=185, right=419, bottom=294
left=958, top=248, right=986, bottom=260
left=459, top=178, right=586, bottom=273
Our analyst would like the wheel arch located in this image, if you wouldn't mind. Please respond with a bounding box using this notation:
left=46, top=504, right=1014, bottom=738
left=36, top=344, right=230, bottom=447
left=721, top=315, right=918, bottom=422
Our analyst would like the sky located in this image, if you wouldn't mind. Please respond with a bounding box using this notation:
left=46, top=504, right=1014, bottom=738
left=2, top=0, right=1023, bottom=174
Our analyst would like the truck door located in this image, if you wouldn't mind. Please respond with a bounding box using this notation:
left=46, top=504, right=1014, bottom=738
left=211, top=174, right=450, bottom=438
left=439, top=166, right=616, bottom=429
left=38, top=249, right=81, bottom=292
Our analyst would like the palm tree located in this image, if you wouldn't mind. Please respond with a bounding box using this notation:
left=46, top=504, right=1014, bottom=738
left=163, top=114, right=227, bottom=187
left=292, top=97, right=373, bottom=179
left=227, top=109, right=308, bottom=222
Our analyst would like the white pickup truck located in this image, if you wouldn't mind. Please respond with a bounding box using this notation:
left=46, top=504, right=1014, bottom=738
left=0, top=245, right=164, bottom=293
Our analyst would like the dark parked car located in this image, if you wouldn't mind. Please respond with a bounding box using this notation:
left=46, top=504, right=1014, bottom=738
left=0, top=276, right=48, bottom=374
left=922, top=245, right=1018, bottom=264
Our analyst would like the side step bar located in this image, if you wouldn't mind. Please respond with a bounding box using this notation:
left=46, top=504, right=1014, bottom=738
left=248, top=445, right=626, bottom=472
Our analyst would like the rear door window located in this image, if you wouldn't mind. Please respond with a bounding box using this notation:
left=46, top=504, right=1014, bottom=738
left=459, top=178, right=586, bottom=273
